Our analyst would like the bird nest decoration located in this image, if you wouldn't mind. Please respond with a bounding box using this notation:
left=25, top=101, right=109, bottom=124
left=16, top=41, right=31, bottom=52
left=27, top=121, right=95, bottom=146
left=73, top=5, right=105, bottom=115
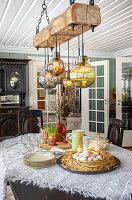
left=110, top=88, right=116, bottom=102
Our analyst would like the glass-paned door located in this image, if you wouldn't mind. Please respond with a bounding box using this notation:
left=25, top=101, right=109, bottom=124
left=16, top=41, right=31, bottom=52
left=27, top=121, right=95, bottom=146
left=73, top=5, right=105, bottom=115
left=116, top=57, right=132, bottom=147
left=82, top=60, right=109, bottom=137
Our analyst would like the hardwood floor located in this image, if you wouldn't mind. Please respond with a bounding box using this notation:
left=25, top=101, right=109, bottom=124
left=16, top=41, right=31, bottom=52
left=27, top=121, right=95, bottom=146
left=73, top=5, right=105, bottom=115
left=123, top=147, right=132, bottom=151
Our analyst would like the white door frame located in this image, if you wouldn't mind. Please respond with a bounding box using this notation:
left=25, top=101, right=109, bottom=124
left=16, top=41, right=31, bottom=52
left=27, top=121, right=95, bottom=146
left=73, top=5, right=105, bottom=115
left=116, top=57, right=132, bottom=147
left=82, top=60, right=109, bottom=138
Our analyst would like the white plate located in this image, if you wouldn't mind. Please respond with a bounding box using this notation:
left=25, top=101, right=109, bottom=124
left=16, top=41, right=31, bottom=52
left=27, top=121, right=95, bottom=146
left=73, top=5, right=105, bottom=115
left=24, top=152, right=55, bottom=163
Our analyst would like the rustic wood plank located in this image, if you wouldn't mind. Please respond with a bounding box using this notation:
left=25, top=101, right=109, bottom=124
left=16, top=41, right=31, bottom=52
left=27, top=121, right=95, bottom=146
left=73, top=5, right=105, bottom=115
left=33, top=3, right=101, bottom=48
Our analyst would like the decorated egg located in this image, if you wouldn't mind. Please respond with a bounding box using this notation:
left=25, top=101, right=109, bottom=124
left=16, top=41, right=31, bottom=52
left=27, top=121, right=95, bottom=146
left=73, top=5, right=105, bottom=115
left=79, top=157, right=87, bottom=162
left=93, top=158, right=98, bottom=162
left=93, top=151, right=99, bottom=156
left=73, top=154, right=78, bottom=159
left=95, top=146, right=100, bottom=151
left=90, top=154, right=96, bottom=158
left=75, top=153, right=79, bottom=156
left=88, top=157, right=93, bottom=162
left=79, top=153, right=84, bottom=157
left=84, top=152, right=90, bottom=158
left=82, top=150, right=89, bottom=155
left=96, top=155, right=103, bottom=160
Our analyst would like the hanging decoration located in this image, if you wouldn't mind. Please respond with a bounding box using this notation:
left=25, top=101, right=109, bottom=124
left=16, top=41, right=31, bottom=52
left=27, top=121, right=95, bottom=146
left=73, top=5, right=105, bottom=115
left=38, top=45, right=57, bottom=89
left=49, top=36, right=65, bottom=76
left=63, top=40, right=74, bottom=88
left=70, top=26, right=96, bottom=88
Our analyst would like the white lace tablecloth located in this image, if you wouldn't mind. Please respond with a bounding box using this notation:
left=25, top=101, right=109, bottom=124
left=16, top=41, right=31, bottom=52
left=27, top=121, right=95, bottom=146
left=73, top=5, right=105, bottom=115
left=0, top=134, right=132, bottom=200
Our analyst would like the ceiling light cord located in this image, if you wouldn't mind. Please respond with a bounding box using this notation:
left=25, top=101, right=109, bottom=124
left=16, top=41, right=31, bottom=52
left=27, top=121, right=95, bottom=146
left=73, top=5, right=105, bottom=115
left=68, top=40, right=70, bottom=73
left=78, top=35, right=80, bottom=59
left=70, top=0, right=75, bottom=5
left=47, top=40, right=49, bottom=70
left=82, top=25, right=84, bottom=58
left=89, top=0, right=94, bottom=6
left=55, top=35, right=58, bottom=58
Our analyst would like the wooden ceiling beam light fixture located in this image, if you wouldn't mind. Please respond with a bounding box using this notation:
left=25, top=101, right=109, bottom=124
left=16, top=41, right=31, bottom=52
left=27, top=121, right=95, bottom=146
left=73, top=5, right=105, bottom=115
left=33, top=0, right=101, bottom=48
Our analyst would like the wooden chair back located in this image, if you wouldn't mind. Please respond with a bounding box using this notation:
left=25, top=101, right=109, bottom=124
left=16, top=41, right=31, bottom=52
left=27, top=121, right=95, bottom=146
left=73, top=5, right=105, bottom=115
left=18, top=110, right=43, bottom=134
left=107, top=118, right=124, bottom=147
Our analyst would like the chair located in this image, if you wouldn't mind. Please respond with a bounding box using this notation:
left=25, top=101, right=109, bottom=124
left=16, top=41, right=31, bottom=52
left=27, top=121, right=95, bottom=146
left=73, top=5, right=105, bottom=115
left=107, top=118, right=124, bottom=147
left=18, top=110, right=43, bottom=135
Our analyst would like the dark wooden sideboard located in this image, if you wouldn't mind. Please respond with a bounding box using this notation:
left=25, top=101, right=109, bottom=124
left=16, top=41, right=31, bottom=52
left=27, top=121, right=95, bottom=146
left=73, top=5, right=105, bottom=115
left=0, top=106, right=29, bottom=139
left=0, top=59, right=30, bottom=140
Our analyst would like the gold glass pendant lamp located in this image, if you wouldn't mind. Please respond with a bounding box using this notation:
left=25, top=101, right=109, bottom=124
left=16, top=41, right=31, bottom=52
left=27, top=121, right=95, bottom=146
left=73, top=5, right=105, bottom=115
left=38, top=44, right=57, bottom=89
left=49, top=36, right=65, bottom=76
left=63, top=40, right=74, bottom=88
left=70, top=26, right=96, bottom=88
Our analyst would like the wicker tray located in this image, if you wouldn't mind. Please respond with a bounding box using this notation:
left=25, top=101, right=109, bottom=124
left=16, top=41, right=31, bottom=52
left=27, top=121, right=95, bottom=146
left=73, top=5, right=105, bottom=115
left=56, top=155, right=121, bottom=175
left=40, top=142, right=72, bottom=150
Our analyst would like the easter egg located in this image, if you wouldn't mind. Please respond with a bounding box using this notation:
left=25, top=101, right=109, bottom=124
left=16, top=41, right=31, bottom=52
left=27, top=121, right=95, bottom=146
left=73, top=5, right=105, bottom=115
left=95, top=146, right=100, bottom=151
left=84, top=152, right=90, bottom=158
left=79, top=157, right=87, bottom=162
left=93, top=151, right=99, bottom=156
left=93, top=158, right=98, bottom=162
left=73, top=154, right=78, bottom=159
left=96, top=155, right=103, bottom=160
left=90, top=154, right=96, bottom=158
left=88, top=157, right=93, bottom=162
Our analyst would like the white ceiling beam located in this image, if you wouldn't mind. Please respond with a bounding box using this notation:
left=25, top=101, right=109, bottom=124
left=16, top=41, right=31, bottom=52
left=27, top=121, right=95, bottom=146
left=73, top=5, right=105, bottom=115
left=0, top=0, right=13, bottom=29
left=0, top=0, right=28, bottom=44
left=5, top=0, right=39, bottom=45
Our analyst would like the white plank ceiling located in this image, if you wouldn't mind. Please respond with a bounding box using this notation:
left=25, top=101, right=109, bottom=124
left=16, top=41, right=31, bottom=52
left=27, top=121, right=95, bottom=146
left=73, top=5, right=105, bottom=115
left=0, top=0, right=132, bottom=56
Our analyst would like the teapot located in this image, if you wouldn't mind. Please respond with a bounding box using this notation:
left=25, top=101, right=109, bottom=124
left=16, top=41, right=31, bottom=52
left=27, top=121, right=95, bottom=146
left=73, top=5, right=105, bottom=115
left=66, top=130, right=85, bottom=151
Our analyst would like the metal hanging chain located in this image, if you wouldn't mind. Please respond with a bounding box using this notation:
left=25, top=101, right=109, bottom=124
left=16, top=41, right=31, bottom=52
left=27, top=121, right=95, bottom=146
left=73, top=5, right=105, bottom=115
left=36, top=0, right=50, bottom=34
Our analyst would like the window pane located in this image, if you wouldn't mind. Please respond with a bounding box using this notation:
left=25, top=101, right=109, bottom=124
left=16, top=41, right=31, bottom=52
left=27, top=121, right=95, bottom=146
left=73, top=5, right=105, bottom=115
left=97, top=65, right=104, bottom=76
left=97, top=89, right=104, bottom=99
left=97, top=123, right=104, bottom=133
left=89, top=122, right=96, bottom=132
left=97, top=100, right=104, bottom=110
left=89, top=100, right=96, bottom=110
left=97, top=77, right=104, bottom=87
left=89, top=89, right=96, bottom=99
left=89, top=111, right=96, bottom=121
left=90, top=80, right=96, bottom=88
left=97, top=112, right=104, bottom=122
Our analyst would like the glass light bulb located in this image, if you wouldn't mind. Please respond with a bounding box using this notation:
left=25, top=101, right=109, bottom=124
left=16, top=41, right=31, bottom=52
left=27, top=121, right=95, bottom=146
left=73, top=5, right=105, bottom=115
left=70, top=56, right=96, bottom=88
left=38, top=68, right=57, bottom=89
left=49, top=53, right=65, bottom=76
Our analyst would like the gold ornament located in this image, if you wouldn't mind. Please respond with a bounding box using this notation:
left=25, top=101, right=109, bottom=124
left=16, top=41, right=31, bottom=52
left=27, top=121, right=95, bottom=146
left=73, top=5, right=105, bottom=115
left=70, top=56, right=96, bottom=88
left=49, top=52, right=65, bottom=76
left=63, top=72, right=74, bottom=88
left=110, top=88, right=116, bottom=102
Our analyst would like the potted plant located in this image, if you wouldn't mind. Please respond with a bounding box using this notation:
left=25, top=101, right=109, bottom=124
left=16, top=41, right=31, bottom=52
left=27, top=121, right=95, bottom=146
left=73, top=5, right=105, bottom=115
left=47, top=124, right=58, bottom=146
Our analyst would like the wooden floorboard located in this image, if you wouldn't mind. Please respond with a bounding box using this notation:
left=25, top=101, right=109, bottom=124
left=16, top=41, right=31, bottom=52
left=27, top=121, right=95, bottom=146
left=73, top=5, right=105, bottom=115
left=123, top=147, right=132, bottom=151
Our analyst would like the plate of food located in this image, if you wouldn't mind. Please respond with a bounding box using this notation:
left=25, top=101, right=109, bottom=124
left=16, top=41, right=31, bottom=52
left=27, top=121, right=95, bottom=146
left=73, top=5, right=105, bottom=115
left=56, top=150, right=120, bottom=174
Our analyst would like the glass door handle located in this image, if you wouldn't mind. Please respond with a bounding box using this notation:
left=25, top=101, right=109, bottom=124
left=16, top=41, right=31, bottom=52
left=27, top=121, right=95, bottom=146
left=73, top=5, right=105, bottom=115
left=118, top=100, right=122, bottom=102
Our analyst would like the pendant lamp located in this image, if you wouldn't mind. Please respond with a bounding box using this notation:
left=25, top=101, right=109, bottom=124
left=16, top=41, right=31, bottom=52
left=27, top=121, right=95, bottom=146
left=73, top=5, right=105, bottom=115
left=63, top=40, right=74, bottom=88
left=49, top=36, right=65, bottom=76
left=70, top=26, right=96, bottom=88
left=38, top=43, right=57, bottom=89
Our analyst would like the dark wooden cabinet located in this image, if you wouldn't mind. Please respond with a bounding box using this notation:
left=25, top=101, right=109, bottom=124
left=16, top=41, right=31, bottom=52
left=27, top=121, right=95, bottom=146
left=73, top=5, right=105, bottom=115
left=0, top=59, right=30, bottom=139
